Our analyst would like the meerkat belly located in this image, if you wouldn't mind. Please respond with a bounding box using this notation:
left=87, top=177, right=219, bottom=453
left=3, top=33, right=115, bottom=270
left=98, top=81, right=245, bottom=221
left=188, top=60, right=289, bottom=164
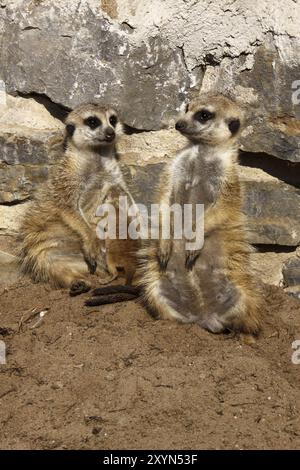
left=193, top=233, right=241, bottom=325
left=148, top=153, right=239, bottom=325
left=157, top=233, right=241, bottom=329
left=157, top=239, right=201, bottom=322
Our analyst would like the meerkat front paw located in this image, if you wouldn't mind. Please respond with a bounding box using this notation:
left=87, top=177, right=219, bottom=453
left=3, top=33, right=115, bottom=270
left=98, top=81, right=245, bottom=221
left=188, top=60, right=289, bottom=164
left=185, top=250, right=201, bottom=271
left=83, top=237, right=102, bottom=274
left=69, top=279, right=91, bottom=296
left=157, top=241, right=172, bottom=272
left=83, top=248, right=97, bottom=273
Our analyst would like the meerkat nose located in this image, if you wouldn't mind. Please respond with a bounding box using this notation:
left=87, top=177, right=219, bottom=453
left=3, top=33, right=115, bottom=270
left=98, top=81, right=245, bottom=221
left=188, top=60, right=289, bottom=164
left=175, top=120, right=187, bottom=131
left=105, top=128, right=116, bottom=141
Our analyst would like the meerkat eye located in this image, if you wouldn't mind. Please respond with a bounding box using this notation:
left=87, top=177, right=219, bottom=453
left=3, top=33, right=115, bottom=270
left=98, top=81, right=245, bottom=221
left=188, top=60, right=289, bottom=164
left=194, top=109, right=215, bottom=123
left=228, top=119, right=240, bottom=135
left=109, top=115, right=118, bottom=127
left=66, top=123, right=75, bottom=137
left=84, top=116, right=101, bottom=129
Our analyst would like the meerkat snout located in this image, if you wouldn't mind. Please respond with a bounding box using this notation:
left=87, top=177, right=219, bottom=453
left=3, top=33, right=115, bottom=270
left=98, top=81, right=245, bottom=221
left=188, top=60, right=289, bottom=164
left=175, top=119, right=187, bottom=131
left=105, top=127, right=116, bottom=142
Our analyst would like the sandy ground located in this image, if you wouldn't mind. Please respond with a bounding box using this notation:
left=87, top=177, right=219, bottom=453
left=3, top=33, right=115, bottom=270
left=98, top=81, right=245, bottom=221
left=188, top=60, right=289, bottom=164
left=0, top=234, right=300, bottom=449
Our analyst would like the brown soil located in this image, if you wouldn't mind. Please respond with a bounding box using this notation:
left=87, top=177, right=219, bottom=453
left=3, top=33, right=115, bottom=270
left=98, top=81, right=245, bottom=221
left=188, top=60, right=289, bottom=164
left=1, top=272, right=300, bottom=449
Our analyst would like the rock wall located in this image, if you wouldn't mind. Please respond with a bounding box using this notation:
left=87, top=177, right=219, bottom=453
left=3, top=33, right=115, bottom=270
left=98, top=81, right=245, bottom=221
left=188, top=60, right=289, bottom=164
left=0, top=0, right=300, bottom=284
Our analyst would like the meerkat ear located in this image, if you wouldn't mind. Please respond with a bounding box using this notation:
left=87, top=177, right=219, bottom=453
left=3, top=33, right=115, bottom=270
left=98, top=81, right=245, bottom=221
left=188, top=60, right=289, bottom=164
left=228, top=119, right=240, bottom=135
left=66, top=123, right=75, bottom=137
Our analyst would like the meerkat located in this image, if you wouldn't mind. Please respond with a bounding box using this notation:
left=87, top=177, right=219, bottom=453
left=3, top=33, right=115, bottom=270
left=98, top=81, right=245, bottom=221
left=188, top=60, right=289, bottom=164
left=135, top=93, right=263, bottom=335
left=19, top=103, right=130, bottom=295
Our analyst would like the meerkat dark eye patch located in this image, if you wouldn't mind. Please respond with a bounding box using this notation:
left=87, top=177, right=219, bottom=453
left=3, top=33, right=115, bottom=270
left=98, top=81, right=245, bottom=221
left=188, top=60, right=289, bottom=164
left=84, top=116, right=101, bottom=129
left=228, top=119, right=240, bottom=135
left=109, top=115, right=118, bottom=127
left=194, top=109, right=215, bottom=123
left=66, top=123, right=75, bottom=137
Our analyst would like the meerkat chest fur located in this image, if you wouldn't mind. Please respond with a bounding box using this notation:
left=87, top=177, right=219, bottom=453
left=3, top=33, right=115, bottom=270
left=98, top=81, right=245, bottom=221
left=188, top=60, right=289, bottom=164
left=76, top=152, right=128, bottom=227
left=172, top=143, right=234, bottom=207
left=77, top=155, right=125, bottom=199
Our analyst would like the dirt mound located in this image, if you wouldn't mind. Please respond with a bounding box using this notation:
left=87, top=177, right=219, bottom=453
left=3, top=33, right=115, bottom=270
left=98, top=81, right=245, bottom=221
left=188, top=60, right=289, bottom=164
left=0, top=278, right=300, bottom=449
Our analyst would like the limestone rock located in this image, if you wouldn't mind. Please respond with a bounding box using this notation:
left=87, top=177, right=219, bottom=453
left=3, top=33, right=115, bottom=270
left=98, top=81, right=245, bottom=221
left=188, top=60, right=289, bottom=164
left=118, top=129, right=186, bottom=166
left=250, top=249, right=297, bottom=287
left=239, top=167, right=300, bottom=246
left=0, top=250, right=20, bottom=286
left=0, top=95, right=63, bottom=202
left=0, top=162, right=49, bottom=203
left=0, top=128, right=60, bottom=166
left=0, top=1, right=190, bottom=131
left=283, top=257, right=300, bottom=287
left=0, top=95, right=63, bottom=131
left=0, top=201, right=32, bottom=234
left=1, top=0, right=299, bottom=142
left=0, top=163, right=30, bottom=203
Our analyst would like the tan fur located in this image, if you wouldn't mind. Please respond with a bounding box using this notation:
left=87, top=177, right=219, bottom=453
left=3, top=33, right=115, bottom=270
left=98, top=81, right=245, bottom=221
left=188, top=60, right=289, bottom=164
left=138, top=94, right=263, bottom=336
left=97, top=187, right=140, bottom=285
left=19, top=103, right=128, bottom=294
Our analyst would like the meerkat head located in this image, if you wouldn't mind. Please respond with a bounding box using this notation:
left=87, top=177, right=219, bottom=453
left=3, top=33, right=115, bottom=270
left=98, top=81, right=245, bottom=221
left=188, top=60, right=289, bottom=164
left=64, top=103, right=123, bottom=152
left=175, top=94, right=243, bottom=146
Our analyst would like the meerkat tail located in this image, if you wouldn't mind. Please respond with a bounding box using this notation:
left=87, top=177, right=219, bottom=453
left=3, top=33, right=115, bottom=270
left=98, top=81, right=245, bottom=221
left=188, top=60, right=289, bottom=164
left=85, top=290, right=139, bottom=306
left=85, top=285, right=140, bottom=306
left=90, top=285, right=141, bottom=296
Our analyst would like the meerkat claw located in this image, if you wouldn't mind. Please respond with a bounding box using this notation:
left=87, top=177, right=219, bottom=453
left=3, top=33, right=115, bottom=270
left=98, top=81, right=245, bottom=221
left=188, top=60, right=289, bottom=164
left=185, top=251, right=200, bottom=271
left=84, top=256, right=97, bottom=274
left=158, top=254, right=170, bottom=272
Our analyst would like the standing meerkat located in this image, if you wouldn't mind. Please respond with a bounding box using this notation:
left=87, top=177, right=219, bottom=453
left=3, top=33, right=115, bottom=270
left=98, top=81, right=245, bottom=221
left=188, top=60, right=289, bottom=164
left=19, top=103, right=130, bottom=295
left=137, top=93, right=263, bottom=335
